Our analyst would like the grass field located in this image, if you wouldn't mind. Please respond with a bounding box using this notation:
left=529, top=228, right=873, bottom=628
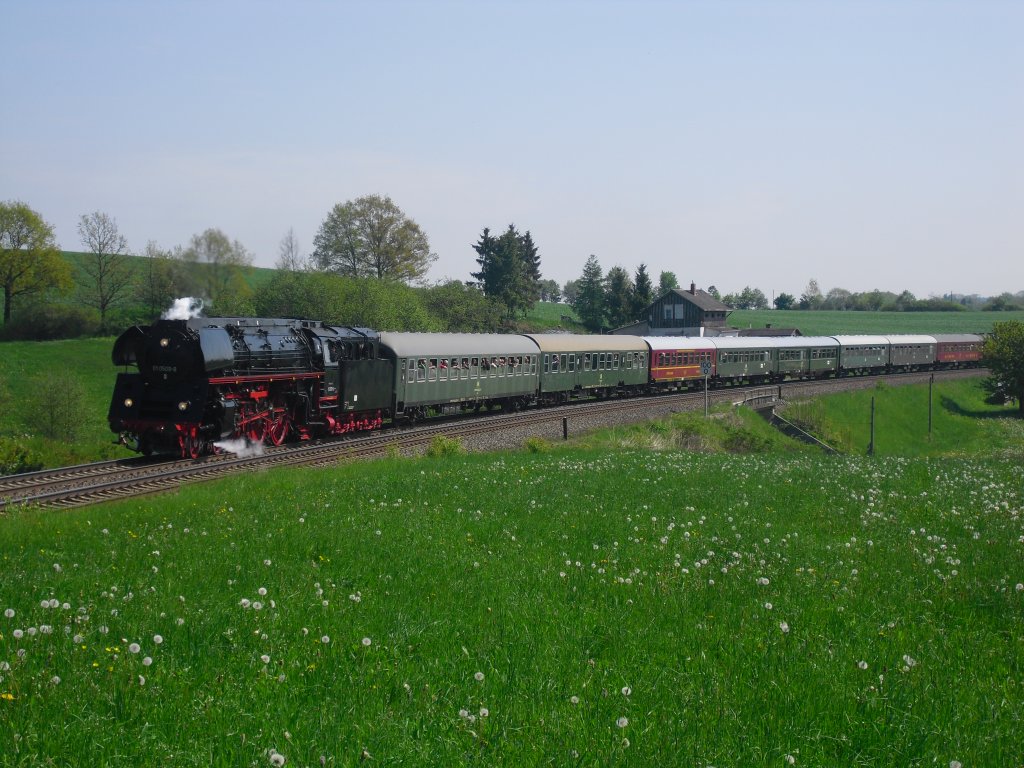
left=729, top=309, right=1024, bottom=336
left=1, top=441, right=1022, bottom=766
left=781, top=377, right=1023, bottom=458
left=0, top=337, right=122, bottom=468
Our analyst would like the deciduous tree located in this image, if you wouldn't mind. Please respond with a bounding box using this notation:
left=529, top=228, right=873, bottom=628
left=276, top=227, right=307, bottom=272
left=313, top=195, right=435, bottom=283
left=983, top=320, right=1024, bottom=414
left=774, top=292, right=796, bottom=310
left=182, top=228, right=254, bottom=314
left=77, top=211, right=134, bottom=332
left=658, top=271, right=679, bottom=295
left=0, top=201, right=71, bottom=324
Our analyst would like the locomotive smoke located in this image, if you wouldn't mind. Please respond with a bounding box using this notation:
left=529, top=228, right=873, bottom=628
left=213, top=438, right=265, bottom=459
left=162, top=297, right=204, bottom=320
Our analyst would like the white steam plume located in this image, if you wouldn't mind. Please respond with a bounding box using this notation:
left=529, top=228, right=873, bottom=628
left=162, top=297, right=205, bottom=320
left=214, top=438, right=265, bottom=459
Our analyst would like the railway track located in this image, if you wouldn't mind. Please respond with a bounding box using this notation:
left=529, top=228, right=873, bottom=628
left=0, top=367, right=985, bottom=511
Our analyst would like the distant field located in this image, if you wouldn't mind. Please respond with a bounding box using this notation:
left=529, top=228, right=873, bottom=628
left=1, top=446, right=1020, bottom=765
left=729, top=309, right=1024, bottom=335
left=524, top=301, right=580, bottom=330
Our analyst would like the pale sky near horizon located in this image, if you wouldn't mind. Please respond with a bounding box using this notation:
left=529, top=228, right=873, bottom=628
left=2, top=0, right=1021, bottom=299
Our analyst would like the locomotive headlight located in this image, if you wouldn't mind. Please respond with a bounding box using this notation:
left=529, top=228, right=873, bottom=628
left=178, top=401, right=189, bottom=412
left=160, top=338, right=170, bottom=348
left=123, top=397, right=134, bottom=408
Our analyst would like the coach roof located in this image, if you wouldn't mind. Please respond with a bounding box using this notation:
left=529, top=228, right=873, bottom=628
left=379, top=332, right=540, bottom=358
left=522, top=334, right=648, bottom=353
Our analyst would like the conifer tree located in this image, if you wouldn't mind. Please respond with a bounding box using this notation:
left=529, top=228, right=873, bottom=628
left=573, top=255, right=605, bottom=332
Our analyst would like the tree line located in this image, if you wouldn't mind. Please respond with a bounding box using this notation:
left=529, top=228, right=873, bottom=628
left=3, top=196, right=1022, bottom=341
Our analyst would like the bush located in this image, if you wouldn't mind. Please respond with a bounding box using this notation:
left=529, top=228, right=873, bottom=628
left=23, top=371, right=88, bottom=440
left=524, top=436, right=552, bottom=454
left=424, top=435, right=466, bottom=458
left=0, top=437, right=44, bottom=476
left=0, top=305, right=101, bottom=341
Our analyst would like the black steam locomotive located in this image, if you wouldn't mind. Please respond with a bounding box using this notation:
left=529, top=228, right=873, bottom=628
left=109, top=317, right=390, bottom=457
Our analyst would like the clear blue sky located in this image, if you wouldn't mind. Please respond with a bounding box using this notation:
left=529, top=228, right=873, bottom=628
left=2, top=0, right=1021, bottom=299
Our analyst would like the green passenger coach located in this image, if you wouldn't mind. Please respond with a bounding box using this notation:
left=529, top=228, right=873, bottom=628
left=378, top=332, right=540, bottom=422
left=523, top=334, right=648, bottom=404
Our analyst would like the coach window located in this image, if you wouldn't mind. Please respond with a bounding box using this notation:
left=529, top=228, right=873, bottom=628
left=441, top=359, right=451, bottom=381
left=559, top=354, right=567, bottom=373
left=427, top=358, right=438, bottom=382
left=406, top=358, right=415, bottom=383
left=568, top=354, right=576, bottom=373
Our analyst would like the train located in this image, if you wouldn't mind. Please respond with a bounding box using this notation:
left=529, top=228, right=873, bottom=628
left=108, top=317, right=984, bottom=457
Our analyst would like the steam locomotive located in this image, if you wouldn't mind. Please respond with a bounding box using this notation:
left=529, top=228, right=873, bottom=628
left=108, top=316, right=983, bottom=458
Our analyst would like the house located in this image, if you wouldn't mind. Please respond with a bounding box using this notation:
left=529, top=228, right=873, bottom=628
left=610, top=283, right=730, bottom=336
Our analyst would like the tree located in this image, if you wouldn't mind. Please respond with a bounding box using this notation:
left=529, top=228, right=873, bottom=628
left=77, top=211, right=134, bottom=332
left=823, top=287, right=853, bottom=311
left=604, top=266, right=635, bottom=328
left=182, top=228, right=253, bottom=314
left=471, top=224, right=542, bottom=319
left=573, top=255, right=605, bottom=332
left=138, top=241, right=179, bottom=319
left=276, top=227, right=307, bottom=272
left=312, top=194, right=436, bottom=283
left=706, top=284, right=722, bottom=301
left=658, top=271, right=679, bottom=295
left=774, top=292, right=796, bottom=310
left=538, top=279, right=562, bottom=303
left=983, top=320, right=1024, bottom=414
left=631, top=263, right=654, bottom=317
left=421, top=280, right=503, bottom=332
left=562, top=279, right=579, bottom=306
left=799, top=279, right=823, bottom=310
left=0, top=201, right=72, bottom=324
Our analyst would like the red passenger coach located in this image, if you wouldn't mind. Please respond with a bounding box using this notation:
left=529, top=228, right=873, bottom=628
left=644, top=337, right=716, bottom=389
left=933, top=334, right=984, bottom=367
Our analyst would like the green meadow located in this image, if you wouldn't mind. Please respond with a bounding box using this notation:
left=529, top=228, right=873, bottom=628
left=2, top=377, right=1023, bottom=765
left=0, top=338, right=122, bottom=470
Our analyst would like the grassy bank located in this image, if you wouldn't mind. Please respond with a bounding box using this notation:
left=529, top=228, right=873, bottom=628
left=0, top=337, right=122, bottom=469
left=2, top=446, right=1022, bottom=766
left=782, top=378, right=1023, bottom=458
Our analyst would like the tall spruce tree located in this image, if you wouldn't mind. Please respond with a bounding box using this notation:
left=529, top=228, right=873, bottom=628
left=632, top=263, right=653, bottom=318
left=572, top=255, right=605, bottom=332
left=471, top=224, right=542, bottom=319
left=604, top=266, right=634, bottom=329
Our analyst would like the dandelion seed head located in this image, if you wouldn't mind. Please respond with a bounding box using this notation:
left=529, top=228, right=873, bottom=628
left=261, top=654, right=271, bottom=664
left=570, top=695, right=580, bottom=705
left=616, top=716, right=629, bottom=728
left=858, top=660, right=869, bottom=670
left=129, top=643, right=141, bottom=654
left=621, top=686, right=631, bottom=696
left=3, top=609, right=13, bottom=618
left=321, top=635, right=330, bottom=644
left=474, top=671, right=484, bottom=682
left=142, top=656, right=153, bottom=666
left=153, top=635, right=163, bottom=644
left=362, top=637, right=372, bottom=647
